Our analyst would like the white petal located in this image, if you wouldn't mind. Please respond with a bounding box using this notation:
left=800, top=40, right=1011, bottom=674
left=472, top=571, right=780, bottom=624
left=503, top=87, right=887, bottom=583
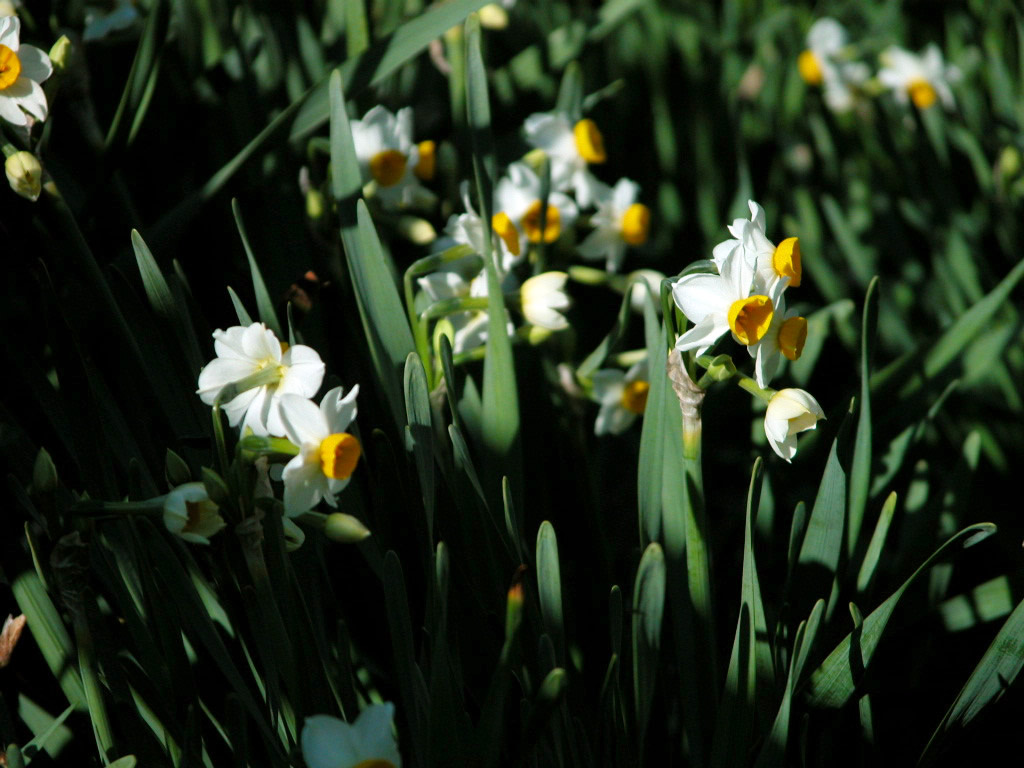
left=353, top=703, right=401, bottom=765
left=279, top=345, right=326, bottom=398
left=196, top=358, right=258, bottom=402
left=302, top=716, right=357, bottom=768
left=611, top=178, right=640, bottom=214
left=6, top=77, right=46, bottom=121
left=220, top=387, right=259, bottom=427
left=241, top=323, right=281, bottom=361
left=0, top=16, right=20, bottom=50
left=674, top=314, right=728, bottom=355
left=17, top=45, right=52, bottom=84
left=671, top=273, right=732, bottom=324
left=212, top=325, right=251, bottom=359
left=282, top=456, right=327, bottom=516
left=591, top=370, right=625, bottom=406
left=321, top=384, right=359, bottom=433
left=0, top=94, right=27, bottom=126
left=240, top=387, right=276, bottom=436
left=278, top=394, right=327, bottom=446
left=747, top=200, right=767, bottom=234
left=807, top=18, right=846, bottom=56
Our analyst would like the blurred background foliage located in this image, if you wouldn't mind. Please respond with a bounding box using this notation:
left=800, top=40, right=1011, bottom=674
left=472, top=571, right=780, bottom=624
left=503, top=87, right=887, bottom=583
left=2, top=0, right=1024, bottom=765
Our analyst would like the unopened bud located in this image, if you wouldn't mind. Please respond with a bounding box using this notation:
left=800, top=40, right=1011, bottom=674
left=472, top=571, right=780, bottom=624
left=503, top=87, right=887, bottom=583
left=998, top=146, right=1021, bottom=179
left=397, top=216, right=437, bottom=245
left=5, top=152, right=42, bottom=202
left=505, top=582, right=524, bottom=642
left=164, top=449, right=191, bottom=488
left=703, top=353, right=737, bottom=382
left=478, top=3, right=509, bottom=29
left=324, top=512, right=371, bottom=543
left=306, top=188, right=325, bottom=220
left=527, top=325, right=553, bottom=345
left=48, top=35, right=72, bottom=73
left=32, top=447, right=58, bottom=494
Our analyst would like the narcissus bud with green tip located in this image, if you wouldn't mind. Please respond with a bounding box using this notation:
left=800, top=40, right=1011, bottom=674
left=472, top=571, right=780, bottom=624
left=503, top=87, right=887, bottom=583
left=5, top=151, right=41, bottom=201
left=48, top=35, right=71, bottom=72
left=324, top=512, right=371, bottom=543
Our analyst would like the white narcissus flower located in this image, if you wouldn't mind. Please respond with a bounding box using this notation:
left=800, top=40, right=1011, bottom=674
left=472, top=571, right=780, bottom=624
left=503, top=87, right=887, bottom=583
left=719, top=200, right=801, bottom=295
left=520, top=271, right=571, bottom=330
left=5, top=149, right=40, bottom=200
left=764, top=388, right=825, bottom=462
left=163, top=483, right=227, bottom=545
left=445, top=183, right=521, bottom=271
left=577, top=178, right=651, bottom=272
left=878, top=44, right=960, bottom=111
left=797, top=18, right=869, bottom=114
left=350, top=106, right=435, bottom=207
left=0, top=16, right=53, bottom=127
left=748, top=281, right=808, bottom=387
left=196, top=322, right=325, bottom=437
left=592, top=361, right=649, bottom=435
left=278, top=386, right=361, bottom=517
left=302, top=704, right=401, bottom=768
left=523, top=111, right=606, bottom=207
left=672, top=238, right=774, bottom=356
left=494, top=162, right=578, bottom=253
left=417, top=269, right=493, bottom=354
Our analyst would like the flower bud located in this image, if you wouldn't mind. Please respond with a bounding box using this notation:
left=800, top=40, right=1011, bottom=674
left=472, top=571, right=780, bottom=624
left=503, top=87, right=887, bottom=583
left=306, top=188, right=325, bottom=220
left=764, top=388, right=825, bottom=462
left=48, top=35, right=72, bottom=73
left=32, top=447, right=58, bottom=494
left=324, top=512, right=371, bottom=543
left=163, top=483, right=227, bottom=545
left=5, top=152, right=42, bottom=202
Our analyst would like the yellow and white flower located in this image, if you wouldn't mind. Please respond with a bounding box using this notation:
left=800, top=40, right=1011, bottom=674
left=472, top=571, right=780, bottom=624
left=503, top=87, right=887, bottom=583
left=494, top=162, right=578, bottom=253
left=672, top=239, right=774, bottom=356
left=0, top=16, right=52, bottom=127
left=764, top=388, right=825, bottom=462
left=278, top=385, right=361, bottom=517
left=878, top=44, right=959, bottom=111
left=798, top=18, right=869, bottom=114
left=301, top=704, right=401, bottom=768
left=5, top=149, right=41, bottom=200
left=350, top=106, right=435, bottom=207
left=523, top=111, right=606, bottom=207
left=577, top=178, right=651, bottom=272
left=748, top=282, right=808, bottom=387
left=163, top=483, right=227, bottom=545
left=445, top=183, right=522, bottom=271
left=520, top=271, right=571, bottom=331
left=721, top=200, right=801, bottom=295
left=592, top=361, right=649, bottom=435
left=196, top=322, right=325, bottom=437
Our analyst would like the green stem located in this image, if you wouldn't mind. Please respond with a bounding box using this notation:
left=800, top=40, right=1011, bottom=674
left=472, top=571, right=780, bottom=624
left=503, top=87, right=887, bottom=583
left=421, top=296, right=490, bottom=321
left=735, top=373, right=776, bottom=404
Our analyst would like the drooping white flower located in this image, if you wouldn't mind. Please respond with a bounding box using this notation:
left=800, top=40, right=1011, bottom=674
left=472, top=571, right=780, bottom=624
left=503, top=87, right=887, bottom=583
left=719, top=200, right=802, bottom=295
left=0, top=16, right=53, bottom=127
left=672, top=239, right=774, bottom=356
left=878, top=44, right=960, bottom=111
left=748, top=281, right=808, bottom=387
left=797, top=18, right=870, bottom=113
left=494, top=162, right=578, bottom=253
left=520, top=271, right=571, bottom=330
left=163, top=483, right=227, bottom=545
left=523, top=111, right=606, bottom=207
left=301, top=704, right=401, bottom=768
left=764, top=388, right=825, bottom=462
left=278, top=386, right=361, bottom=517
left=592, top=361, right=649, bottom=435
left=577, top=178, right=651, bottom=272
left=196, top=322, right=325, bottom=437
left=350, top=106, right=435, bottom=207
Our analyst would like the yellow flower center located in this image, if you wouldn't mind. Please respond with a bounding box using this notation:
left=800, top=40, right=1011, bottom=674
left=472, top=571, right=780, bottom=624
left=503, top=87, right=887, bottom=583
left=620, top=380, right=650, bottom=415
left=491, top=211, right=521, bottom=256
left=521, top=200, right=561, bottom=243
left=369, top=150, right=408, bottom=187
left=728, top=295, right=774, bottom=346
left=798, top=50, right=823, bottom=86
left=319, top=433, right=362, bottom=480
left=353, top=761, right=397, bottom=768
left=620, top=203, right=650, bottom=245
left=573, top=119, right=606, bottom=164
left=772, top=237, right=802, bottom=287
left=414, top=140, right=436, bottom=181
left=778, top=316, right=808, bottom=361
left=0, top=44, right=21, bottom=90
left=907, top=78, right=937, bottom=109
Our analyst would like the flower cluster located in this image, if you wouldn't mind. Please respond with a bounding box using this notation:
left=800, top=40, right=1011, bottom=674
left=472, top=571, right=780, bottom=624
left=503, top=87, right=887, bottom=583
left=798, top=18, right=960, bottom=113
left=672, top=201, right=823, bottom=461
left=194, top=321, right=363, bottom=523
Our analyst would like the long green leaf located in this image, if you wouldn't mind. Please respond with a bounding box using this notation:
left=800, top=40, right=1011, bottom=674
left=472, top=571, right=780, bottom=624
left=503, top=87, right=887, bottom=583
left=806, top=523, right=996, bottom=707
left=231, top=200, right=282, bottom=339
left=404, top=352, right=435, bottom=542
left=848, top=277, right=878, bottom=557
left=632, top=543, right=665, bottom=757
left=536, top=521, right=565, bottom=658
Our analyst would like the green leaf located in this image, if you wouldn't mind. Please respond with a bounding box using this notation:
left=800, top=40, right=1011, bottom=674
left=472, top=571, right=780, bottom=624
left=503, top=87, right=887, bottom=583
left=855, top=492, right=898, bottom=595
left=848, top=277, right=878, bottom=557
left=712, top=458, right=774, bottom=767
left=345, top=0, right=369, bottom=57
left=576, top=278, right=638, bottom=380
left=231, top=200, right=282, bottom=339
left=923, top=595, right=1024, bottom=762
left=536, top=521, right=565, bottom=657
left=555, top=60, right=584, bottom=121
left=806, top=523, right=996, bottom=708
left=383, top=551, right=430, bottom=753
left=226, top=287, right=253, bottom=326
left=755, top=600, right=825, bottom=768
left=636, top=286, right=664, bottom=546
left=404, top=352, right=435, bottom=542
left=632, top=543, right=666, bottom=755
